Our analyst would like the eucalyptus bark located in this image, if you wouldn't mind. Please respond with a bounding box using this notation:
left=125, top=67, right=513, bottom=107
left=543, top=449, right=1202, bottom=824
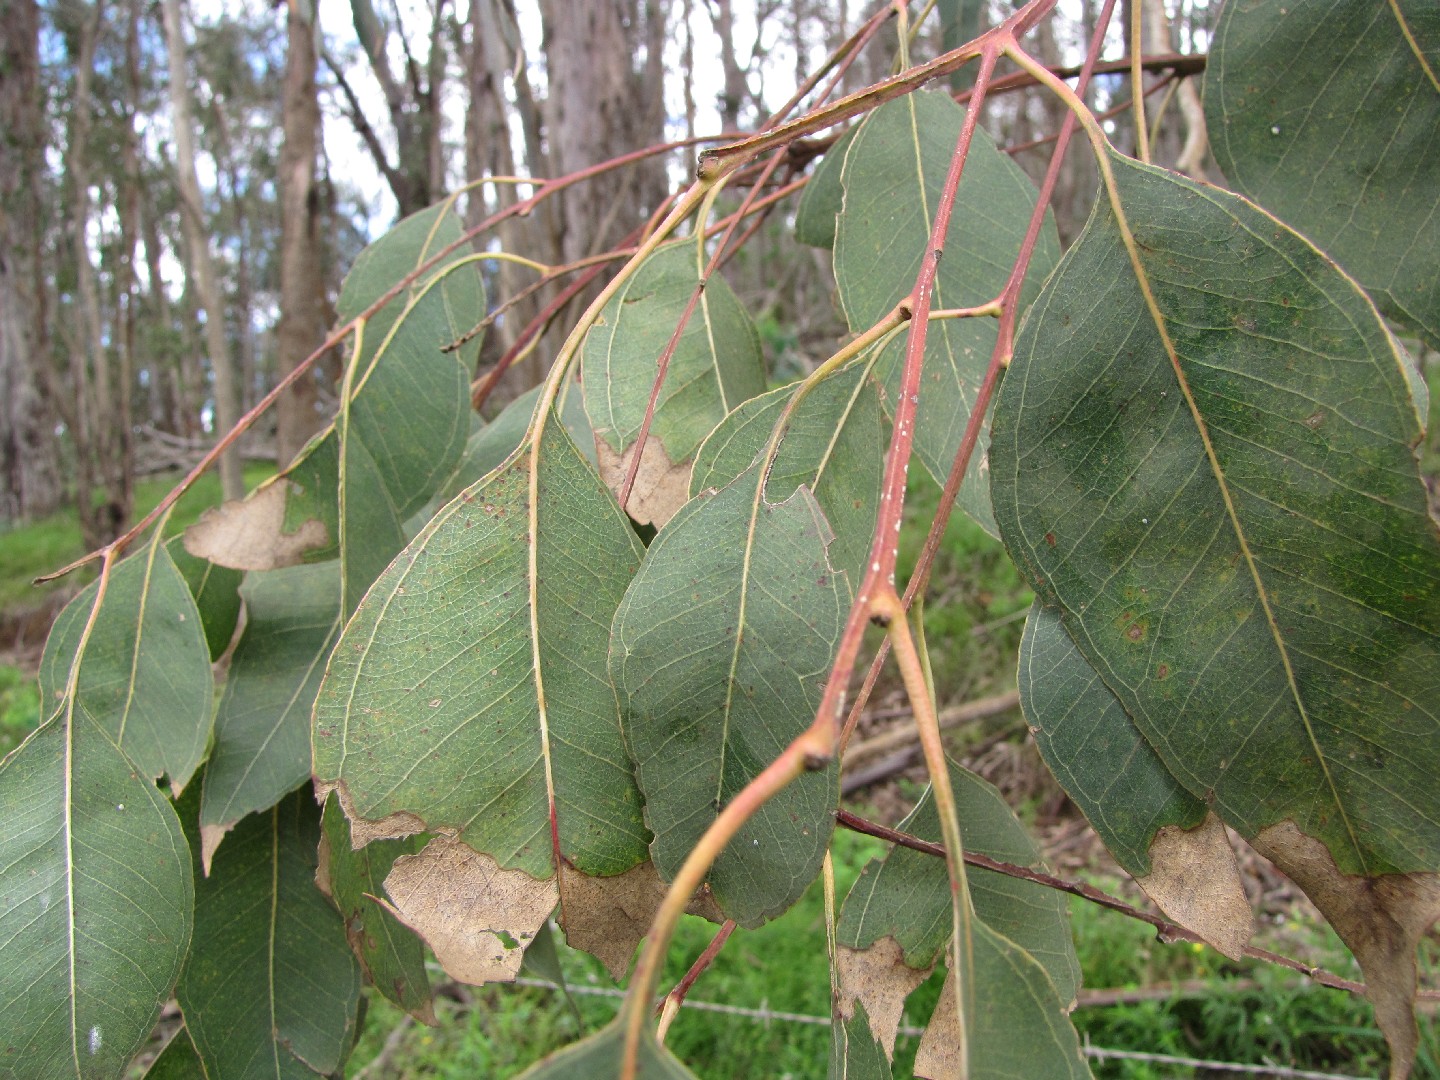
left=0, top=0, right=60, bottom=521
left=275, top=0, right=326, bottom=465
left=161, top=0, right=244, bottom=499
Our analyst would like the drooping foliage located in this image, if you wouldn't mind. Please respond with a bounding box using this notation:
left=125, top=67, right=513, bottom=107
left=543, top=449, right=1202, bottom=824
left=3, top=2, right=1437, bottom=1078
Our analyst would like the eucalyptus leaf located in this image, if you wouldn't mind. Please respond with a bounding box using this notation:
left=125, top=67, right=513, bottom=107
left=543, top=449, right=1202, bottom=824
left=516, top=1021, right=697, bottom=1079
left=1208, top=0, right=1440, bottom=345
left=581, top=240, right=766, bottom=526
left=991, top=149, right=1440, bottom=876
left=314, top=416, right=650, bottom=973
left=691, top=361, right=885, bottom=587
left=39, top=542, right=214, bottom=790
left=178, top=789, right=361, bottom=1079
left=795, top=126, right=857, bottom=249
left=837, top=756, right=1078, bottom=1004
left=1018, top=600, right=1205, bottom=873
left=834, top=89, right=1059, bottom=534
left=0, top=713, right=193, bottom=1080
left=199, top=563, right=341, bottom=855
left=183, top=202, right=483, bottom=617
left=319, top=796, right=432, bottom=1022
left=612, top=462, right=846, bottom=926
left=168, top=536, right=243, bottom=660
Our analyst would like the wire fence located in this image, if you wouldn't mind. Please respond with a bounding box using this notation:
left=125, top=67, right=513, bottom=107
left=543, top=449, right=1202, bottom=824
left=503, top=977, right=1372, bottom=1080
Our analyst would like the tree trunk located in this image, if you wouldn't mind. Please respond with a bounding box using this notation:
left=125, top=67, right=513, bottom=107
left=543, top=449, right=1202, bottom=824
left=274, top=0, right=327, bottom=465
left=161, top=0, right=244, bottom=499
left=0, top=0, right=60, bottom=521
left=64, top=1, right=126, bottom=548
left=538, top=0, right=669, bottom=265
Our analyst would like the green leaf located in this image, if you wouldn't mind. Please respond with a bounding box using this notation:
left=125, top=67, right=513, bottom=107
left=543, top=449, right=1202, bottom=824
left=199, top=563, right=341, bottom=859
left=177, top=788, right=361, bottom=1079
left=183, top=202, right=484, bottom=616
left=581, top=240, right=767, bottom=526
left=0, top=713, right=193, bottom=1080
left=912, top=921, right=1091, bottom=1080
left=828, top=1001, right=893, bottom=1080
left=318, top=795, right=432, bottom=1022
left=1018, top=601, right=1254, bottom=959
left=991, top=149, right=1440, bottom=876
left=939, top=0, right=987, bottom=91
left=834, top=90, right=1059, bottom=535
left=39, top=542, right=214, bottom=789
left=168, top=536, right=243, bottom=660
left=612, top=462, right=846, bottom=926
left=837, top=757, right=1078, bottom=1004
left=1018, top=600, right=1205, bottom=873
left=1207, top=0, right=1440, bottom=346
left=313, top=417, right=649, bottom=972
left=517, top=1021, right=697, bottom=1079
left=794, top=127, right=858, bottom=249
left=691, top=361, right=885, bottom=587
left=141, top=1028, right=203, bottom=1079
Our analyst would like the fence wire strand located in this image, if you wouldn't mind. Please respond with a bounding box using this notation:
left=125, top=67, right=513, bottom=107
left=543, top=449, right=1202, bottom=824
left=501, top=977, right=1370, bottom=1080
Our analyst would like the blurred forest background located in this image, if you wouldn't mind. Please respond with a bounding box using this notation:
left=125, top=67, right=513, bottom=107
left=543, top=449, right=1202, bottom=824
left=0, top=0, right=1217, bottom=571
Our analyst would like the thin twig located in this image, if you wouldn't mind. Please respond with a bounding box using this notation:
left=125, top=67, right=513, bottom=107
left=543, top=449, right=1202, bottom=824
left=832, top=807, right=1440, bottom=1004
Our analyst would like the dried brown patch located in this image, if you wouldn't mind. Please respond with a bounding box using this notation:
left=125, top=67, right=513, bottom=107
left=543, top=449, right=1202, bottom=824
left=912, top=965, right=961, bottom=1080
left=594, top=434, right=691, bottom=528
left=836, top=937, right=931, bottom=1057
left=1252, top=821, right=1440, bottom=1080
left=559, top=862, right=725, bottom=982
left=319, top=780, right=427, bottom=847
left=382, top=836, right=558, bottom=986
left=183, top=481, right=328, bottom=570
left=1136, top=812, right=1253, bottom=960
left=198, top=823, right=233, bottom=878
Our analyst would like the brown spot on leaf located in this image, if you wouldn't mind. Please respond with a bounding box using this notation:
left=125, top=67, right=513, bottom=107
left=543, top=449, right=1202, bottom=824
left=1136, top=813, right=1252, bottom=961
left=559, top=862, right=722, bottom=981
left=836, top=938, right=931, bottom=1057
left=382, top=836, right=558, bottom=986
left=1251, top=823, right=1440, bottom=1079
left=1045, top=531, right=1056, bottom=547
left=594, top=433, right=691, bottom=529
left=913, top=965, right=963, bottom=1079
left=198, top=822, right=233, bottom=878
left=183, top=480, right=329, bottom=570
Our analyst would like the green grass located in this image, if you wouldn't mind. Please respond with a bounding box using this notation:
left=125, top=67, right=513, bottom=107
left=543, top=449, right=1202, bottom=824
left=347, top=859, right=1433, bottom=1079
left=0, top=460, right=275, bottom=615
